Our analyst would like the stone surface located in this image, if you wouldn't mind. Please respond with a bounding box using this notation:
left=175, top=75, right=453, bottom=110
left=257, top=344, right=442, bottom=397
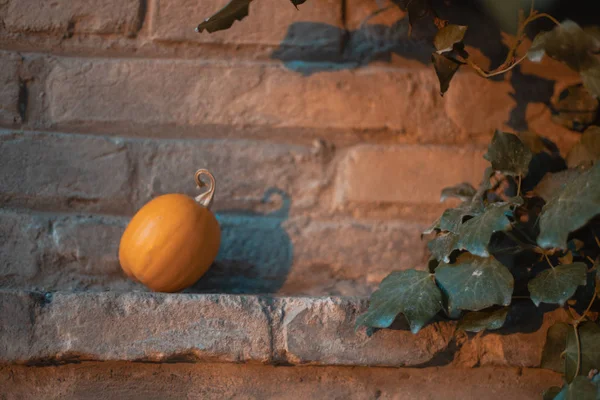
left=3, top=0, right=143, bottom=36
left=0, top=291, right=567, bottom=369
left=0, top=291, right=271, bottom=364
left=0, top=52, right=22, bottom=126
left=134, top=138, right=327, bottom=213
left=273, top=297, right=456, bottom=367
left=44, top=58, right=459, bottom=140
left=0, top=131, right=133, bottom=214
left=0, top=209, right=428, bottom=296
left=0, top=362, right=562, bottom=400
left=335, top=145, right=489, bottom=206
left=154, top=0, right=343, bottom=49
left=0, top=212, right=45, bottom=287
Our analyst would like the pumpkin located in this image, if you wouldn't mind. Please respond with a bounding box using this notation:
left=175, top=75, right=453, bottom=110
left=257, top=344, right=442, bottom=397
left=118, top=169, right=221, bottom=292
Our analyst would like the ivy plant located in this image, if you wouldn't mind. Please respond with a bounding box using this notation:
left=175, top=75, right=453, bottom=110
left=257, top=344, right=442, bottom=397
left=197, top=1, right=600, bottom=397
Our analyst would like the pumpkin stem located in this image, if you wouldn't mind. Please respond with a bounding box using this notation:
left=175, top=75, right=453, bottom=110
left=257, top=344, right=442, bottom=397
left=194, top=169, right=216, bottom=209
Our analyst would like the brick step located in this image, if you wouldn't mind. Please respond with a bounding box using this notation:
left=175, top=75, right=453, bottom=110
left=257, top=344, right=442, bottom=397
left=2, top=50, right=580, bottom=146
left=0, top=129, right=489, bottom=216
left=0, top=290, right=566, bottom=369
left=0, top=208, right=429, bottom=296
left=0, top=362, right=561, bottom=400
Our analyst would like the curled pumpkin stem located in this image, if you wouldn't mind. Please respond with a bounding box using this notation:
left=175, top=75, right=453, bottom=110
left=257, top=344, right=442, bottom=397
left=194, top=169, right=216, bottom=209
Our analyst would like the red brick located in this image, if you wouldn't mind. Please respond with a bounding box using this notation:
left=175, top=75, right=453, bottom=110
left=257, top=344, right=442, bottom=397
left=44, top=58, right=458, bottom=141
left=4, top=0, right=143, bottom=36
left=153, top=0, right=342, bottom=46
left=0, top=52, right=22, bottom=126
left=443, top=72, right=515, bottom=134
left=335, top=145, right=488, bottom=205
left=0, top=131, right=133, bottom=214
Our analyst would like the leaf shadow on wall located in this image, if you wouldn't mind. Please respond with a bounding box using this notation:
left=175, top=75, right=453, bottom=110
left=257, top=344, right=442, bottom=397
left=270, top=1, right=559, bottom=132
left=185, top=187, right=293, bottom=294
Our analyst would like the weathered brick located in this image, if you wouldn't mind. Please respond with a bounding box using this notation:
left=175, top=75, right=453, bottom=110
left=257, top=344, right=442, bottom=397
left=153, top=0, right=342, bottom=50
left=0, top=212, right=45, bottom=287
left=0, top=291, right=271, bottom=364
left=45, top=58, right=458, bottom=141
left=444, top=72, right=516, bottom=134
left=0, top=210, right=138, bottom=291
left=335, top=145, right=488, bottom=206
left=280, top=218, right=428, bottom=295
left=273, top=297, right=456, bottom=367
left=0, top=131, right=133, bottom=214
left=4, top=0, right=143, bottom=36
left=0, top=363, right=562, bottom=400
left=0, top=52, right=22, bottom=126
left=134, top=139, right=326, bottom=213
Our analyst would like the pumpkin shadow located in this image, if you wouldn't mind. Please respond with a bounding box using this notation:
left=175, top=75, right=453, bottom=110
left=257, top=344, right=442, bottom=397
left=185, top=187, right=293, bottom=295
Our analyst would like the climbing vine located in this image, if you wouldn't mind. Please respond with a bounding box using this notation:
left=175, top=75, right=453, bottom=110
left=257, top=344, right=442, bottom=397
left=198, top=1, right=600, bottom=397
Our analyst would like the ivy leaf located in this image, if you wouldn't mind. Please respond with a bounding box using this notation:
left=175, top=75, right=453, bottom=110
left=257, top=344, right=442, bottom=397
left=456, top=307, right=508, bottom=333
left=454, top=202, right=513, bottom=257
left=196, top=0, right=252, bottom=33
left=534, top=167, right=588, bottom=202
left=581, top=61, right=600, bottom=98
left=541, top=322, right=570, bottom=373
left=434, top=25, right=467, bottom=54
left=538, top=162, right=600, bottom=249
left=435, top=254, right=514, bottom=312
left=432, top=53, right=460, bottom=96
left=440, top=182, right=477, bottom=202
left=567, top=126, right=600, bottom=168
left=290, top=0, right=307, bottom=8
left=528, top=20, right=598, bottom=72
left=484, top=130, right=533, bottom=176
left=543, top=386, right=564, bottom=400
left=428, top=232, right=458, bottom=263
left=563, top=376, right=599, bottom=400
left=528, top=263, right=588, bottom=307
left=356, top=270, right=443, bottom=334
left=565, top=322, right=600, bottom=383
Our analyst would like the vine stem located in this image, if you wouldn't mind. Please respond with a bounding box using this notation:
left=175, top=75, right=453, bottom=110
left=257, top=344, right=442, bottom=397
left=544, top=253, right=555, bottom=269
left=576, top=291, right=597, bottom=325
left=573, top=324, right=582, bottom=378
left=516, top=175, right=522, bottom=198
left=459, top=9, right=560, bottom=79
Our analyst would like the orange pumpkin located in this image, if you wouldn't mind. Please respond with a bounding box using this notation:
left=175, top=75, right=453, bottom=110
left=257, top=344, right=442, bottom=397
left=118, top=169, right=221, bottom=292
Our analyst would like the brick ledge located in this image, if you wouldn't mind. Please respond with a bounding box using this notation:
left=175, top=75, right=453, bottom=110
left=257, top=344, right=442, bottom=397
left=0, top=290, right=566, bottom=368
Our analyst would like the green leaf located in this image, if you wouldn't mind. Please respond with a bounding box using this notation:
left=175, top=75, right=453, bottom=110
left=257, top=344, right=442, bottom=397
left=457, top=307, right=508, bottom=333
left=581, top=61, right=600, bottom=98
left=290, top=0, right=307, bottom=8
left=542, top=322, right=570, bottom=373
left=440, top=182, right=477, bottom=203
left=432, top=53, right=460, bottom=96
left=434, top=24, right=467, bottom=53
left=528, top=263, right=588, bottom=307
left=440, top=183, right=477, bottom=203
left=528, top=20, right=598, bottom=72
left=454, top=202, right=513, bottom=257
left=567, top=126, right=600, bottom=168
left=196, top=0, right=252, bottom=33
left=534, top=168, right=589, bottom=202
left=543, top=386, right=565, bottom=400
left=435, top=254, right=514, bottom=312
left=565, top=322, right=600, bottom=383
left=538, top=162, right=600, bottom=249
left=428, top=232, right=458, bottom=263
left=564, top=376, right=599, bottom=400
left=356, top=270, right=443, bottom=334
left=484, top=130, right=533, bottom=176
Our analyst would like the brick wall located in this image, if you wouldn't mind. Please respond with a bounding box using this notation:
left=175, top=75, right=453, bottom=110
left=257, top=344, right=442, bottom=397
left=0, top=0, right=582, bottom=295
